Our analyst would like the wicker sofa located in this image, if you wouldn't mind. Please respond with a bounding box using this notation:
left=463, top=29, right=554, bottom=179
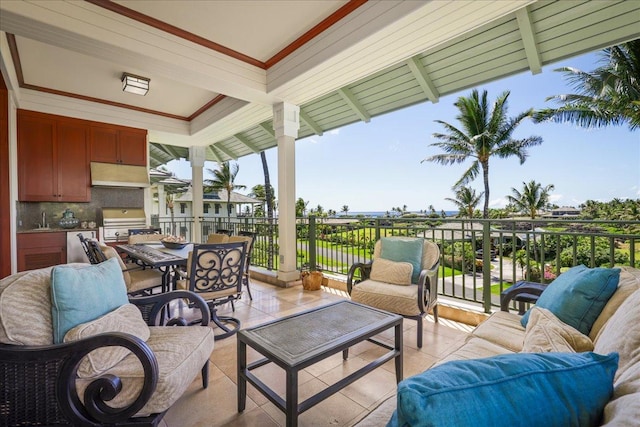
left=356, top=266, right=640, bottom=426
left=0, top=262, right=216, bottom=426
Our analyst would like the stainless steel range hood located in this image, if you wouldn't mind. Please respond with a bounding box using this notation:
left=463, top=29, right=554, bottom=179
left=90, top=162, right=150, bottom=188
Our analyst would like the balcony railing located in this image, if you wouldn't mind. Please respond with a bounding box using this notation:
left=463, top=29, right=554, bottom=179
left=151, top=215, right=639, bottom=313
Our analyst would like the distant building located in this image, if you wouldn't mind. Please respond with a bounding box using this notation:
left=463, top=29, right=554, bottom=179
left=149, top=169, right=262, bottom=219
left=549, top=206, right=581, bottom=218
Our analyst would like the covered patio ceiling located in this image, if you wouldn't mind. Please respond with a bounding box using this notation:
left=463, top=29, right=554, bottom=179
left=1, top=1, right=639, bottom=169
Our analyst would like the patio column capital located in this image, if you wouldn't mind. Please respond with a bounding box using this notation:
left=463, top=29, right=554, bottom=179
left=273, top=102, right=300, bottom=139
left=189, top=146, right=206, bottom=168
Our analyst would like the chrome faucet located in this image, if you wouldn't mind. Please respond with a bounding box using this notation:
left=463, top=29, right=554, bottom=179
left=41, top=211, right=47, bottom=228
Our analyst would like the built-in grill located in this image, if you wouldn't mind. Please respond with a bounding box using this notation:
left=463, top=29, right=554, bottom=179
left=102, top=208, right=147, bottom=243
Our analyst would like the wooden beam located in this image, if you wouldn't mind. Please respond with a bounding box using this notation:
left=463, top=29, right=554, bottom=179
left=515, top=7, right=542, bottom=75
left=406, top=56, right=439, bottom=103
left=207, top=146, right=223, bottom=163
left=259, top=122, right=275, bottom=138
left=338, top=88, right=370, bottom=123
left=214, top=143, right=238, bottom=160
left=159, top=143, right=184, bottom=160
left=300, top=109, right=323, bottom=136
left=234, top=134, right=261, bottom=154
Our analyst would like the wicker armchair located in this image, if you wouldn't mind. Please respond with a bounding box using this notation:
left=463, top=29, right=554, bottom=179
left=0, top=265, right=215, bottom=427
left=347, top=237, right=440, bottom=348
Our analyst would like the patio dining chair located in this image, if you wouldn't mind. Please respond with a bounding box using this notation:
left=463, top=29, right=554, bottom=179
left=230, top=232, right=256, bottom=300
left=78, top=233, right=107, bottom=264
left=347, top=237, right=440, bottom=348
left=94, top=243, right=164, bottom=297
left=207, top=233, right=230, bottom=244
left=176, top=242, right=247, bottom=340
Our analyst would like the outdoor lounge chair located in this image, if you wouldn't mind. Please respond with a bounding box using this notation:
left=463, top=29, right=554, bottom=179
left=0, top=261, right=215, bottom=426
left=347, top=237, right=440, bottom=348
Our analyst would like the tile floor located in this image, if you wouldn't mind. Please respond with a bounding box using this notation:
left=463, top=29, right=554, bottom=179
left=163, top=279, right=473, bottom=427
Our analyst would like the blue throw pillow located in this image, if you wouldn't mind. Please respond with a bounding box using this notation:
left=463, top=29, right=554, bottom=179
left=380, top=238, right=423, bottom=284
left=520, top=265, right=620, bottom=335
left=51, top=258, right=129, bottom=344
left=388, top=352, right=618, bottom=427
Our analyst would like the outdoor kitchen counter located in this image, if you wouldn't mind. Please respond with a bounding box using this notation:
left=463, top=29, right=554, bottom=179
left=17, top=228, right=99, bottom=234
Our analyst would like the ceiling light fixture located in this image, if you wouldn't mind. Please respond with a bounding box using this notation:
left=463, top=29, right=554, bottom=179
left=121, top=72, right=150, bottom=96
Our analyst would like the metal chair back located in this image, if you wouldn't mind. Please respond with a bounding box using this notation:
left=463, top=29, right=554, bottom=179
left=77, top=233, right=107, bottom=264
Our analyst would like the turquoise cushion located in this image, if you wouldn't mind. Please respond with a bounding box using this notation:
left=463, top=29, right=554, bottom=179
left=520, top=265, right=620, bottom=335
left=380, top=238, right=423, bottom=284
left=388, top=352, right=618, bottom=427
left=51, top=258, right=129, bottom=344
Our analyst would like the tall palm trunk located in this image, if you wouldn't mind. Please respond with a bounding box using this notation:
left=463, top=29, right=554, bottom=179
left=482, top=161, right=490, bottom=219
left=260, top=151, right=274, bottom=270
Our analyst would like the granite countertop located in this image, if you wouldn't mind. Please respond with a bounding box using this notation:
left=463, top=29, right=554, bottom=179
left=18, top=227, right=100, bottom=234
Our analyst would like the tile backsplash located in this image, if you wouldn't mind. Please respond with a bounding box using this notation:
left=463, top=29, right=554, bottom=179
left=17, top=187, right=144, bottom=231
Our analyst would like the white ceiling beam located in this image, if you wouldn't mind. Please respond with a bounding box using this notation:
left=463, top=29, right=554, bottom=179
left=300, top=109, right=323, bottom=136
left=159, top=144, right=184, bottom=160
left=259, top=122, right=276, bottom=138
left=515, top=7, right=542, bottom=75
left=234, top=134, right=261, bottom=154
left=206, top=146, right=223, bottom=163
left=338, top=88, right=370, bottom=123
left=213, top=143, right=238, bottom=160
left=406, top=56, right=439, bottom=103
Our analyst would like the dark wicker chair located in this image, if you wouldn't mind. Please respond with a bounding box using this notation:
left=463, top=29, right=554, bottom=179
left=0, top=289, right=212, bottom=427
left=500, top=280, right=549, bottom=314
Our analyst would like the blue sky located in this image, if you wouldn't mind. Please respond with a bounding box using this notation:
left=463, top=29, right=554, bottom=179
left=167, top=51, right=640, bottom=213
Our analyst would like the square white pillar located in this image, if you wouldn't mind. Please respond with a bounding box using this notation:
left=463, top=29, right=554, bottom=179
left=274, top=102, right=300, bottom=282
left=190, top=146, right=206, bottom=243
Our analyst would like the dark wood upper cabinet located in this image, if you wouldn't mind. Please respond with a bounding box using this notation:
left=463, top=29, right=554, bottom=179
left=89, top=126, right=119, bottom=164
left=17, top=110, right=147, bottom=202
left=56, top=120, right=90, bottom=202
left=118, top=129, right=147, bottom=166
left=18, top=111, right=90, bottom=202
left=90, top=126, right=147, bottom=166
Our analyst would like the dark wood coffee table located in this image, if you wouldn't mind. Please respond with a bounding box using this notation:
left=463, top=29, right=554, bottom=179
left=237, top=300, right=403, bottom=427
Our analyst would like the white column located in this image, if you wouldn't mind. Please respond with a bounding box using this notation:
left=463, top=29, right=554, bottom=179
left=157, top=184, right=166, bottom=218
left=190, top=146, right=206, bottom=243
left=273, top=102, right=300, bottom=282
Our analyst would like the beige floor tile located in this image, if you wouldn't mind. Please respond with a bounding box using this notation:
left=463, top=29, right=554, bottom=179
left=317, top=356, right=397, bottom=409
left=260, top=377, right=367, bottom=427
left=162, top=277, right=472, bottom=427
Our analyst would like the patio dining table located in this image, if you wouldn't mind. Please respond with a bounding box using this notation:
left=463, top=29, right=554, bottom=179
left=116, top=243, right=193, bottom=293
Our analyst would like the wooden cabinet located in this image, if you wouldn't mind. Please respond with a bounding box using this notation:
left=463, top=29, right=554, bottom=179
left=17, top=111, right=90, bottom=202
left=90, top=126, right=147, bottom=166
left=17, top=232, right=66, bottom=272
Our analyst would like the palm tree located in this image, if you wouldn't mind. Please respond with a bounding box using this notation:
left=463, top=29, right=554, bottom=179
left=259, top=151, right=275, bottom=269
left=342, top=205, right=349, bottom=216
left=165, top=193, right=176, bottom=235
left=204, top=161, right=246, bottom=225
left=445, top=186, right=484, bottom=218
left=534, top=41, right=640, bottom=131
left=506, top=180, right=555, bottom=219
left=423, top=89, right=543, bottom=218
left=296, top=198, right=309, bottom=217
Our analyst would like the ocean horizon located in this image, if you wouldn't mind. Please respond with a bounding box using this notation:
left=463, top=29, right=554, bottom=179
left=341, top=211, right=457, bottom=218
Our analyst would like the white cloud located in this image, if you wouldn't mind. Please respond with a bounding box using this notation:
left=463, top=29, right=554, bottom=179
left=549, top=194, right=563, bottom=203
left=489, top=197, right=508, bottom=208
left=308, top=138, right=319, bottom=144
left=328, top=129, right=340, bottom=135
